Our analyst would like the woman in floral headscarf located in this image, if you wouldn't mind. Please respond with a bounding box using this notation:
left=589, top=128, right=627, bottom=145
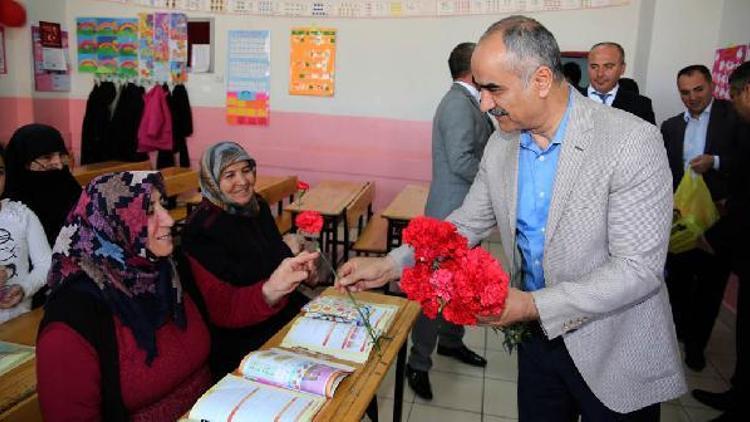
left=181, top=141, right=318, bottom=379
left=36, top=171, right=211, bottom=421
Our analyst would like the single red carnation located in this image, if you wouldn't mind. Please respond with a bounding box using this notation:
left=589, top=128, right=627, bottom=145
left=295, top=211, right=324, bottom=234
left=297, top=180, right=310, bottom=191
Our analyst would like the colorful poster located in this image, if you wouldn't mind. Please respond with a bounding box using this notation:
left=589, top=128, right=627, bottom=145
left=32, top=26, right=71, bottom=92
left=289, top=27, right=336, bottom=96
left=97, top=0, right=629, bottom=18
left=712, top=45, right=749, bottom=100
left=96, top=18, right=118, bottom=74
left=0, top=27, right=6, bottom=75
left=138, top=13, right=154, bottom=79
left=153, top=13, right=171, bottom=82
left=76, top=18, right=98, bottom=73
left=169, top=13, right=188, bottom=82
left=116, top=18, right=139, bottom=77
left=39, top=21, right=66, bottom=72
left=226, top=30, right=271, bottom=125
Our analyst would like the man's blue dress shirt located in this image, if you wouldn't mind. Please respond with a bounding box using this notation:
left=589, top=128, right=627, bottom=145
left=516, top=93, right=572, bottom=292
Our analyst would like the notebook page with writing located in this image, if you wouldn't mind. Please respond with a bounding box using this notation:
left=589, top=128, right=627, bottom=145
left=280, top=302, right=398, bottom=363
left=188, top=374, right=325, bottom=422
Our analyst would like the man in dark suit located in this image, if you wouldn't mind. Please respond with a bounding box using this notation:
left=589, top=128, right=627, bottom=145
left=583, top=42, right=656, bottom=124
left=692, top=61, right=750, bottom=422
left=406, top=42, right=493, bottom=400
left=661, top=64, right=742, bottom=371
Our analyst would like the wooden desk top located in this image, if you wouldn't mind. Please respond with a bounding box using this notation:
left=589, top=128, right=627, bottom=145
left=0, top=308, right=44, bottom=420
left=381, top=184, right=429, bottom=221
left=261, top=288, right=420, bottom=422
left=284, top=180, right=368, bottom=217
left=73, top=160, right=152, bottom=186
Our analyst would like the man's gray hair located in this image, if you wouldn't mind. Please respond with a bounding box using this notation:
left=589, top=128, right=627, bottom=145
left=480, top=15, right=564, bottom=85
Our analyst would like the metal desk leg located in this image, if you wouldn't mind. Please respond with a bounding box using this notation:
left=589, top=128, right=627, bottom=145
left=386, top=220, right=395, bottom=253
left=393, top=342, right=407, bottom=421
left=330, top=215, right=339, bottom=276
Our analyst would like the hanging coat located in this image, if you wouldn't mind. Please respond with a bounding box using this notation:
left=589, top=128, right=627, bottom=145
left=156, top=84, right=193, bottom=168
left=110, top=83, right=149, bottom=162
left=137, top=85, right=173, bottom=153
left=80, top=81, right=117, bottom=164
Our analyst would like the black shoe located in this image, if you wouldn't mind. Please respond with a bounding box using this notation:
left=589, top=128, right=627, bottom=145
left=436, top=344, right=487, bottom=367
left=692, top=389, right=735, bottom=411
left=405, top=365, right=432, bottom=400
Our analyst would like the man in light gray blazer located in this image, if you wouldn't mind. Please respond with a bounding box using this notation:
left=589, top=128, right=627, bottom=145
left=406, top=42, right=494, bottom=400
left=338, top=16, right=686, bottom=420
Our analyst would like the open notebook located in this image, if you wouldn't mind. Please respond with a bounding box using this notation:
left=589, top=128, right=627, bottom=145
left=0, top=340, right=34, bottom=377
left=281, top=296, right=398, bottom=363
left=188, top=348, right=354, bottom=421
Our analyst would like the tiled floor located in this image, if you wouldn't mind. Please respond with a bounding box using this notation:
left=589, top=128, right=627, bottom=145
left=368, top=241, right=737, bottom=422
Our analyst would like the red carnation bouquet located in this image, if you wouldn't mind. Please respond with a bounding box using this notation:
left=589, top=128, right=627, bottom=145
left=400, top=216, right=526, bottom=352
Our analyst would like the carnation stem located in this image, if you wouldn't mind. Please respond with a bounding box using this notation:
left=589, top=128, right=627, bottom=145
left=315, top=246, right=382, bottom=356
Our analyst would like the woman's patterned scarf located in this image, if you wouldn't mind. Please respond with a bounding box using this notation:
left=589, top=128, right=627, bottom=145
left=48, top=171, right=185, bottom=364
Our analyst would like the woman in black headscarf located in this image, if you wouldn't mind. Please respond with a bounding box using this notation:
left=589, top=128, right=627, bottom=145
left=4, top=124, right=82, bottom=247
left=181, top=141, right=318, bottom=378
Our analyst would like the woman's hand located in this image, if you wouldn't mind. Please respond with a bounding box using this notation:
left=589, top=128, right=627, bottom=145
left=262, top=251, right=320, bottom=306
left=0, top=285, right=25, bottom=309
left=282, top=233, right=303, bottom=255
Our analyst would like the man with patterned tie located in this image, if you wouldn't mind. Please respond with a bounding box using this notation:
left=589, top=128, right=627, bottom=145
left=584, top=42, right=656, bottom=124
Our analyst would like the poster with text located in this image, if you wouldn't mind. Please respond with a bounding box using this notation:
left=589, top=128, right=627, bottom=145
left=32, top=26, right=71, bottom=92
left=712, top=45, right=749, bottom=100
left=289, top=27, right=336, bottom=96
left=226, top=30, right=271, bottom=125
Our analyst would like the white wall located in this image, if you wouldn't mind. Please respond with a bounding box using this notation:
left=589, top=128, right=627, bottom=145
left=643, top=0, right=750, bottom=125
left=56, top=0, right=642, bottom=121
left=3, top=0, right=749, bottom=124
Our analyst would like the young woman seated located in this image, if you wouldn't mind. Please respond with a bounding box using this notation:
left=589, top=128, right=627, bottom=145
left=4, top=124, right=82, bottom=246
left=181, top=141, right=319, bottom=378
left=0, top=147, right=51, bottom=323
left=5, top=124, right=83, bottom=307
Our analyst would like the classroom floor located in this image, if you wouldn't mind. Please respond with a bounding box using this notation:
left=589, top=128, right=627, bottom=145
left=369, top=241, right=737, bottom=422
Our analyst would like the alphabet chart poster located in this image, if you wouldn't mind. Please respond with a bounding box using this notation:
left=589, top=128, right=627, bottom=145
left=226, top=30, right=271, bottom=125
left=289, top=27, right=336, bottom=97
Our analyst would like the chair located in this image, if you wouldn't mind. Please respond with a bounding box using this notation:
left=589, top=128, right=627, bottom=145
left=256, top=176, right=298, bottom=235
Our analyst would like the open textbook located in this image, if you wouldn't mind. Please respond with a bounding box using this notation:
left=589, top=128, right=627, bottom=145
left=281, top=296, right=398, bottom=363
left=188, top=348, right=354, bottom=421
left=0, top=340, right=34, bottom=377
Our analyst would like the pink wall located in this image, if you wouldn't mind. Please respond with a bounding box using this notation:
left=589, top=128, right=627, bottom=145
left=1, top=97, right=433, bottom=211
